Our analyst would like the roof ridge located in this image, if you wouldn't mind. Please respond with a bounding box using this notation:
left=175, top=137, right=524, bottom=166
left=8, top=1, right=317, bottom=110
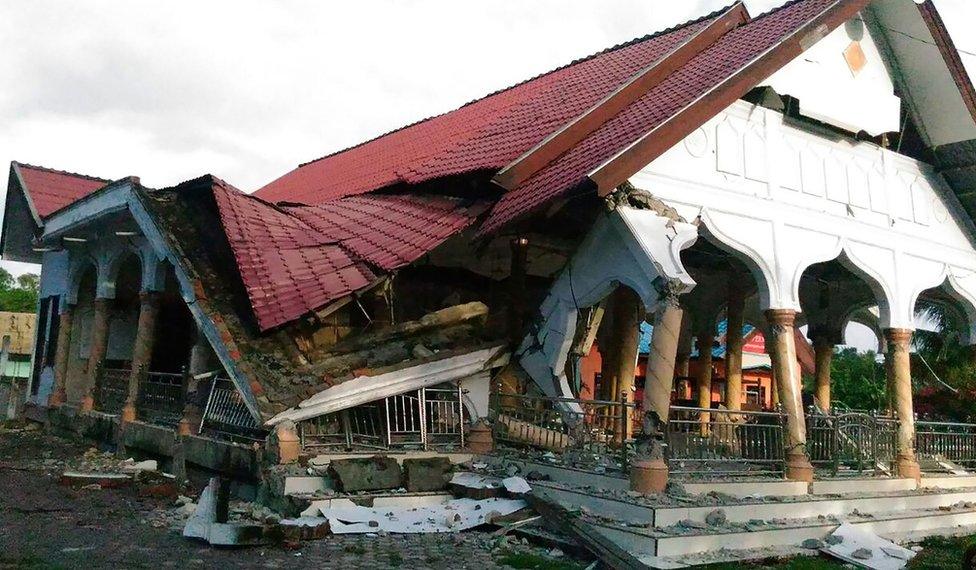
left=12, top=161, right=111, bottom=183
left=295, top=3, right=739, bottom=170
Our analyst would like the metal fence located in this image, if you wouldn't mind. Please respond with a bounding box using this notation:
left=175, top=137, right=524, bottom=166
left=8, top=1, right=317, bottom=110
left=137, top=369, right=186, bottom=427
left=200, top=378, right=265, bottom=442
left=95, top=366, right=130, bottom=414
left=489, top=392, right=635, bottom=471
left=666, top=405, right=786, bottom=477
left=299, top=383, right=466, bottom=452
left=916, top=420, right=976, bottom=467
left=806, top=409, right=896, bottom=476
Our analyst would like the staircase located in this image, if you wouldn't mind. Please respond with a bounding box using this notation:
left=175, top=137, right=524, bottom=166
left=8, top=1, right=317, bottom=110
left=531, top=474, right=976, bottom=568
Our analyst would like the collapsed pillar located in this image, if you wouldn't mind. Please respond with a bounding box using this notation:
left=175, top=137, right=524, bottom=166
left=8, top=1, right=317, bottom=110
left=178, top=329, right=216, bottom=435
left=122, top=292, right=161, bottom=422
left=886, top=328, right=920, bottom=481
left=724, top=284, right=745, bottom=411
left=765, top=309, right=813, bottom=483
left=80, top=298, right=111, bottom=412
left=632, top=291, right=683, bottom=494
left=48, top=305, right=74, bottom=407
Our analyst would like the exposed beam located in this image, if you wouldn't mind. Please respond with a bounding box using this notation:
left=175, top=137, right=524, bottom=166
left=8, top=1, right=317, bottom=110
left=491, top=2, right=750, bottom=191
left=589, top=0, right=872, bottom=195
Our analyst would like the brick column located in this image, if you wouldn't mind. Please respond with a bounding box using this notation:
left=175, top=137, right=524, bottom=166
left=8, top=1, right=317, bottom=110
left=765, top=309, right=813, bottom=483
left=80, top=298, right=111, bottom=412
left=122, top=292, right=161, bottom=422
left=48, top=306, right=74, bottom=407
left=633, top=294, right=683, bottom=494
left=696, top=326, right=715, bottom=435
left=886, top=328, right=920, bottom=481
left=724, top=285, right=745, bottom=411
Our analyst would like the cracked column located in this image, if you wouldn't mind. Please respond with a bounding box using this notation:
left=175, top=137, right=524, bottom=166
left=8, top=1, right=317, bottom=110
left=632, top=291, right=683, bottom=494
left=696, top=324, right=715, bottom=435
left=765, top=309, right=813, bottom=482
left=724, top=284, right=745, bottom=411
left=886, top=328, right=920, bottom=481
left=48, top=305, right=74, bottom=407
left=80, top=298, right=111, bottom=412
left=122, top=292, right=161, bottom=422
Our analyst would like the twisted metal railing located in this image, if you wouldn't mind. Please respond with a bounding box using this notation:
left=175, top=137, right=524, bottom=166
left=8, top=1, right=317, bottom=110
left=666, top=405, right=787, bottom=477
left=489, top=392, right=636, bottom=472
left=200, top=378, right=265, bottom=442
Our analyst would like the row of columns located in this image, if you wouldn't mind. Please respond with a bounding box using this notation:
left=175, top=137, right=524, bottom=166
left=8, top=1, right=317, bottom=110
left=49, top=294, right=159, bottom=416
left=628, top=285, right=920, bottom=492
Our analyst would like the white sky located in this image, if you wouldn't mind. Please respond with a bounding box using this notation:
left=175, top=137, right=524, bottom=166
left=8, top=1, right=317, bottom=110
left=1, top=0, right=973, bottom=348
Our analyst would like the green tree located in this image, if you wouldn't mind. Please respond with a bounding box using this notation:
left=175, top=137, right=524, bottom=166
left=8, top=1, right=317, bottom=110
left=828, top=348, right=887, bottom=411
left=0, top=270, right=39, bottom=313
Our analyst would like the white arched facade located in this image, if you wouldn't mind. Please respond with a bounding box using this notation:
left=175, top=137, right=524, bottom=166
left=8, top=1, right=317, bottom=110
left=631, top=100, right=976, bottom=337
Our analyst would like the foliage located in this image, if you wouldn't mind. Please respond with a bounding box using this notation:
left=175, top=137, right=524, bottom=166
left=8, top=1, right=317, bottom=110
left=496, top=550, right=584, bottom=570
left=0, top=268, right=39, bottom=313
left=906, top=534, right=976, bottom=569
left=911, top=300, right=976, bottom=420
left=826, top=348, right=887, bottom=411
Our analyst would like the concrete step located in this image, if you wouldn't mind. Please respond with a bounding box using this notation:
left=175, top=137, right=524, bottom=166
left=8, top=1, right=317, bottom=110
left=532, top=481, right=976, bottom=528
left=593, top=505, right=976, bottom=560
left=681, top=479, right=808, bottom=498
left=920, top=474, right=976, bottom=489
left=810, top=477, right=916, bottom=495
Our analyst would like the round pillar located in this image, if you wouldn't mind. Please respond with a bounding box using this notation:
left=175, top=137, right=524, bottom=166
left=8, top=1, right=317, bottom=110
left=724, top=284, right=745, bottom=411
left=765, top=309, right=813, bottom=483
left=696, top=328, right=715, bottom=435
left=886, top=328, right=920, bottom=481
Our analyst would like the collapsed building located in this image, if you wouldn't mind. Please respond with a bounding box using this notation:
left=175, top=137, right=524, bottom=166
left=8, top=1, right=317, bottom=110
left=7, top=1, right=976, bottom=539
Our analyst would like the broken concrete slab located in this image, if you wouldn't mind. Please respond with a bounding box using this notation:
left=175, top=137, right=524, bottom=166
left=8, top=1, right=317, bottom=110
left=120, top=459, right=158, bottom=474
left=328, top=456, right=402, bottom=492
left=183, top=478, right=218, bottom=541
left=317, top=497, right=527, bottom=534
left=503, top=476, right=531, bottom=495
left=403, top=456, right=452, bottom=492
left=280, top=516, right=330, bottom=541
left=450, top=471, right=503, bottom=499
left=822, top=523, right=916, bottom=569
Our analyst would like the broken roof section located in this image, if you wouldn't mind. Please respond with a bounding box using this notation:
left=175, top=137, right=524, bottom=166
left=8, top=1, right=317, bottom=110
left=212, top=178, right=487, bottom=330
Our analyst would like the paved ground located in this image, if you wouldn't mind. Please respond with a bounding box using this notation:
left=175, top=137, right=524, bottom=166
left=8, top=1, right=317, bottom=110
left=0, top=425, right=584, bottom=569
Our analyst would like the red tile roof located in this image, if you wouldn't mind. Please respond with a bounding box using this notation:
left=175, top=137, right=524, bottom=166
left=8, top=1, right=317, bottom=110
left=211, top=178, right=485, bottom=330
left=482, top=0, right=840, bottom=233
left=14, top=162, right=109, bottom=220
left=254, top=0, right=848, bottom=235
left=254, top=10, right=717, bottom=205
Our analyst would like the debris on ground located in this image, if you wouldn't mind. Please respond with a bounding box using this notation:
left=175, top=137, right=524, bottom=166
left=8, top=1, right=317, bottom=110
left=822, top=523, right=916, bottom=569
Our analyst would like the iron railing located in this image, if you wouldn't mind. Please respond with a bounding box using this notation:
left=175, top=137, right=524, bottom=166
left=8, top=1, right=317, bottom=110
left=667, top=405, right=787, bottom=477
left=916, top=420, right=976, bottom=467
left=489, top=392, right=635, bottom=472
left=299, top=384, right=466, bottom=452
left=200, top=378, right=265, bottom=442
left=806, top=408, right=896, bottom=476
left=137, top=368, right=186, bottom=427
left=95, top=365, right=130, bottom=414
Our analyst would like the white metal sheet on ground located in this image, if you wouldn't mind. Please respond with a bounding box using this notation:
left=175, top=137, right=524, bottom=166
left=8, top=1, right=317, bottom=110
left=313, top=497, right=527, bottom=534
left=823, top=523, right=915, bottom=570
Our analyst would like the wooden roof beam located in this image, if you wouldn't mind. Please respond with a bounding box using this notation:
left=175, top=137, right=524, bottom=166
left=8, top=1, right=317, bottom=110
left=588, top=0, right=872, bottom=195
left=491, top=2, right=751, bottom=191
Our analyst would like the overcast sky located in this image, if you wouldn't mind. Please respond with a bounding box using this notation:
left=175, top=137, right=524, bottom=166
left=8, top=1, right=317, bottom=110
left=1, top=0, right=973, bottom=348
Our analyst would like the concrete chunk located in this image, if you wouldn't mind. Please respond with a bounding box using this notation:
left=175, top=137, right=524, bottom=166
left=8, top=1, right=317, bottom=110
left=328, top=456, right=402, bottom=492
left=402, top=457, right=452, bottom=492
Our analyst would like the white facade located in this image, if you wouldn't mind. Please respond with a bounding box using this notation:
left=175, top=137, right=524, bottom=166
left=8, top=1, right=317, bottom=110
left=632, top=98, right=976, bottom=338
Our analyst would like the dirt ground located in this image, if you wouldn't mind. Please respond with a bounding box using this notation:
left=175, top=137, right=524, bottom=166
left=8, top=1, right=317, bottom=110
left=0, top=426, right=584, bottom=569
